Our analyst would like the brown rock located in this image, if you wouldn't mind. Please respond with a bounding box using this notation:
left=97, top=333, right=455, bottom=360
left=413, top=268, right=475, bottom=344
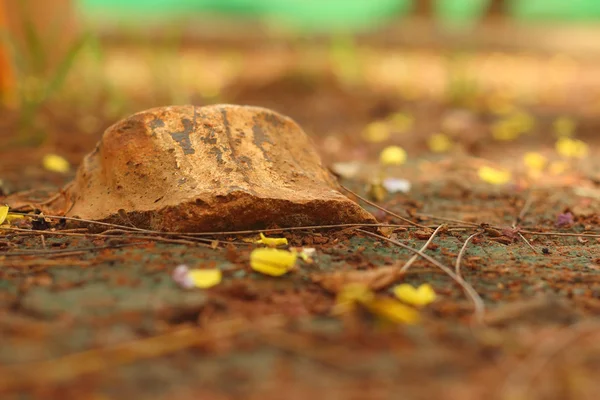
left=59, top=104, right=376, bottom=232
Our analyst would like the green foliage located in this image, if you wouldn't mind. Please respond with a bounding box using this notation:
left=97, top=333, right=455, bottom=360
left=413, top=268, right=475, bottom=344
left=1, top=2, right=91, bottom=145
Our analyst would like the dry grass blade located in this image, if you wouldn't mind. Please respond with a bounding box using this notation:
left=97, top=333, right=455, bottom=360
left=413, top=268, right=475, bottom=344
left=455, top=232, right=482, bottom=278
left=512, top=194, right=537, bottom=254
left=1, top=242, right=148, bottom=257
left=415, top=213, right=480, bottom=227
left=1, top=227, right=215, bottom=248
left=517, top=232, right=538, bottom=254
left=19, top=214, right=413, bottom=236
left=340, top=185, right=428, bottom=229
left=357, top=229, right=486, bottom=324
left=400, top=224, right=446, bottom=273
left=519, top=230, right=600, bottom=238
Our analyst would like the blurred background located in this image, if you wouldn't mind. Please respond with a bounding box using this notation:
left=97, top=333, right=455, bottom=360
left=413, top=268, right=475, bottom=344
left=0, top=0, right=599, bottom=189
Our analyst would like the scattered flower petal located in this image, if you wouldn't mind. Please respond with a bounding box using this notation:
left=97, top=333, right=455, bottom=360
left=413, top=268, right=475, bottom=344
left=172, top=264, right=222, bottom=289
left=523, top=152, right=547, bottom=172
left=427, top=133, right=453, bottom=153
left=42, top=154, right=70, bottom=173
left=256, top=232, right=288, bottom=247
left=555, top=212, right=574, bottom=227
left=379, top=146, right=407, bottom=166
left=362, top=121, right=390, bottom=143
left=555, top=137, right=589, bottom=159
left=366, top=298, right=420, bottom=324
left=172, top=264, right=194, bottom=289
left=333, top=283, right=375, bottom=314
left=250, top=248, right=297, bottom=277
left=0, top=205, right=8, bottom=225
left=478, top=166, right=512, bottom=185
left=382, top=177, right=411, bottom=194
left=393, top=283, right=436, bottom=306
left=333, top=283, right=420, bottom=324
left=187, top=269, right=222, bottom=289
left=367, top=180, right=387, bottom=202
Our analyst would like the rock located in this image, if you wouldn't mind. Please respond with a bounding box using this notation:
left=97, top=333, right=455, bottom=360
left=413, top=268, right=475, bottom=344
left=58, top=104, right=376, bottom=232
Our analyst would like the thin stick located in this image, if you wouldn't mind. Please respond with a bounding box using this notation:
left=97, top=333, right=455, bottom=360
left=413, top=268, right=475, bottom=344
left=1, top=242, right=148, bottom=257
left=455, top=232, right=481, bottom=278
left=415, top=213, right=480, bottom=227
left=357, top=229, right=486, bottom=324
left=40, top=235, right=46, bottom=249
left=517, top=232, right=537, bottom=254
left=400, top=224, right=446, bottom=273
left=519, top=230, right=600, bottom=238
left=511, top=194, right=537, bottom=254
left=0, top=227, right=215, bottom=248
left=340, top=185, right=428, bottom=229
left=15, top=214, right=414, bottom=236
left=514, top=194, right=534, bottom=227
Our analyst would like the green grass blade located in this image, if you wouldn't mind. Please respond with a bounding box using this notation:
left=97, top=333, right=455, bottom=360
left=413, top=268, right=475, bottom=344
left=40, top=32, right=91, bottom=104
left=17, top=0, right=47, bottom=74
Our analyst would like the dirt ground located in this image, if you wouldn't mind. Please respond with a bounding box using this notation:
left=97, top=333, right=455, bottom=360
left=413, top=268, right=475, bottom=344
left=0, top=35, right=599, bottom=400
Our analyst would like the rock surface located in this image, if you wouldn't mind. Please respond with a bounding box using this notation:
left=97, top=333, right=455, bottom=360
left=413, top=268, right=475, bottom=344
left=60, top=104, right=376, bottom=232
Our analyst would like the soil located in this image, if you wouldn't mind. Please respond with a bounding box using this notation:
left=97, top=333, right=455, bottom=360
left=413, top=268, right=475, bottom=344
left=0, top=35, right=599, bottom=400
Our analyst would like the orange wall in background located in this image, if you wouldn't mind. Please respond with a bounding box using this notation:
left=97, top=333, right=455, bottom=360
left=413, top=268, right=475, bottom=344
left=0, top=1, right=14, bottom=105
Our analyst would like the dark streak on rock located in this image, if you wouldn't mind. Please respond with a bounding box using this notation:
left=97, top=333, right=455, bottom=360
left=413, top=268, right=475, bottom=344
left=170, top=118, right=195, bottom=155
left=209, top=146, right=224, bottom=164
left=238, top=156, right=252, bottom=167
left=221, top=108, right=251, bottom=184
left=264, top=111, right=284, bottom=128
left=252, top=115, right=273, bottom=162
left=149, top=118, right=165, bottom=137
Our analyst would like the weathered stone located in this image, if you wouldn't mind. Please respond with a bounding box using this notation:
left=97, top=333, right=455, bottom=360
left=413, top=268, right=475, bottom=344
left=59, top=104, right=376, bottom=232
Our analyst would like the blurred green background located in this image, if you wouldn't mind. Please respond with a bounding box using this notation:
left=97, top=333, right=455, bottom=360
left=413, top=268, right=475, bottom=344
left=79, top=0, right=600, bottom=32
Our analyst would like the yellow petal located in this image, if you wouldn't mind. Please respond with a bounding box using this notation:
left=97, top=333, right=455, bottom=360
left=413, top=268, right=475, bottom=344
left=6, top=214, right=25, bottom=224
left=338, top=283, right=375, bottom=305
left=478, top=166, right=511, bottom=185
left=332, top=283, right=375, bottom=315
left=427, top=133, right=453, bottom=153
left=256, top=232, right=288, bottom=247
left=555, top=138, right=589, bottom=159
left=379, top=146, right=407, bottom=166
left=187, top=269, right=222, bottom=289
left=388, top=112, right=414, bottom=134
left=362, top=121, right=390, bottom=143
left=250, top=248, right=297, bottom=277
left=367, top=180, right=387, bottom=202
left=523, top=152, right=547, bottom=172
left=393, top=283, right=436, bottom=306
left=0, top=205, right=8, bottom=225
left=366, top=298, right=420, bottom=324
left=42, top=154, right=70, bottom=173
